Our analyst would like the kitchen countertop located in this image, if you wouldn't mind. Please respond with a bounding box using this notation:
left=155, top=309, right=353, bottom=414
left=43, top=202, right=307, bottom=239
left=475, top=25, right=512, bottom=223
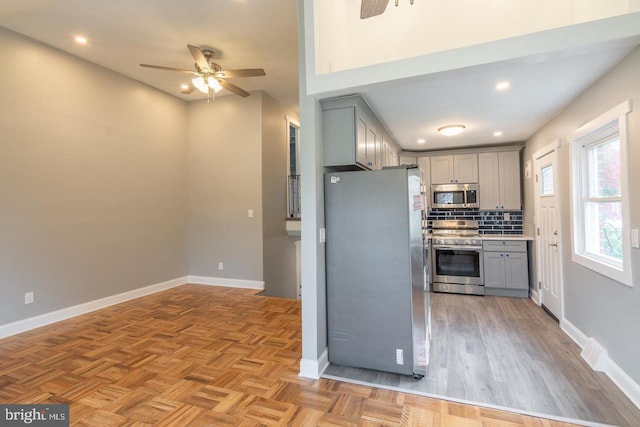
left=423, top=233, right=533, bottom=241
left=479, top=234, right=534, bottom=241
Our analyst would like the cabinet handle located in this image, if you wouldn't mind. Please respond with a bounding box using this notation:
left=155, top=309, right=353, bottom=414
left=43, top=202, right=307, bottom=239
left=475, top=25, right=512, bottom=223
left=549, top=243, right=558, bottom=247
left=506, top=254, right=510, bottom=257
left=500, top=254, right=504, bottom=257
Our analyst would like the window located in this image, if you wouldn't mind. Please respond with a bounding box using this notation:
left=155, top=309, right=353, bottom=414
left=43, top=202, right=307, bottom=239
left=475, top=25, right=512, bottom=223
left=540, top=164, right=554, bottom=196
left=287, top=117, right=301, bottom=218
left=570, top=101, right=632, bottom=287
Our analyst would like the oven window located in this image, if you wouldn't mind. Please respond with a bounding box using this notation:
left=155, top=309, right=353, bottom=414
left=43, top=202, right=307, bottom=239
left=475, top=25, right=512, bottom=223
left=433, top=191, right=465, bottom=205
left=434, top=249, right=481, bottom=278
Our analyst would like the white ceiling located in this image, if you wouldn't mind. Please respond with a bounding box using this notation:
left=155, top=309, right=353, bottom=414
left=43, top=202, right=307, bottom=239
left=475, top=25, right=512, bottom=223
left=0, top=0, right=299, bottom=112
left=1, top=1, right=638, bottom=152
left=362, top=43, right=636, bottom=151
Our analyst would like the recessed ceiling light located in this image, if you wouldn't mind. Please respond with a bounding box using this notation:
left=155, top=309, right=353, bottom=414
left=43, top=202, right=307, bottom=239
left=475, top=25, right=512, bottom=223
left=74, top=35, right=88, bottom=45
left=495, top=81, right=510, bottom=91
left=417, top=138, right=426, bottom=144
left=180, top=84, right=189, bottom=90
left=438, top=124, right=465, bottom=136
left=493, top=130, right=503, bottom=137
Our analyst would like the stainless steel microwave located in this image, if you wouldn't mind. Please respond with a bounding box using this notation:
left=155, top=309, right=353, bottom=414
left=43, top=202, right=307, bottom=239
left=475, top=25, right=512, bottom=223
left=431, top=183, right=479, bottom=209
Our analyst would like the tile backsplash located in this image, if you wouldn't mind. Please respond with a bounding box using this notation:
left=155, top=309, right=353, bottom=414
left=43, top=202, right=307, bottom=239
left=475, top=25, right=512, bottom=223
left=426, top=209, right=523, bottom=235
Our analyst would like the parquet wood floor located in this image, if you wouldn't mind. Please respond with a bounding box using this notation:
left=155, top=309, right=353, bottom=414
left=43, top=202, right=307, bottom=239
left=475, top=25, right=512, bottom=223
left=0, top=284, right=582, bottom=426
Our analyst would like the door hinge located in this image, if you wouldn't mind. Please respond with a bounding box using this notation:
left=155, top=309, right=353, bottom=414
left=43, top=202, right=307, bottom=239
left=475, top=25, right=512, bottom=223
left=535, top=174, right=539, bottom=183
left=537, top=227, right=540, bottom=236
left=538, top=281, right=542, bottom=290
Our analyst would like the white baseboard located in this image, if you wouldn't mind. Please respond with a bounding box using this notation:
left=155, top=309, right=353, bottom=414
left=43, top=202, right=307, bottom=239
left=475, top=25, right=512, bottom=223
left=299, top=348, right=329, bottom=379
left=561, top=318, right=588, bottom=348
left=562, top=318, right=640, bottom=410
left=530, top=289, right=540, bottom=305
left=187, top=275, right=264, bottom=290
left=0, top=276, right=188, bottom=339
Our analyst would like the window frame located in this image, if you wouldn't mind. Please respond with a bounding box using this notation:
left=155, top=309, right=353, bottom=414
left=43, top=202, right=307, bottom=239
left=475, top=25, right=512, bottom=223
left=569, top=100, right=632, bottom=287
left=286, top=116, right=301, bottom=219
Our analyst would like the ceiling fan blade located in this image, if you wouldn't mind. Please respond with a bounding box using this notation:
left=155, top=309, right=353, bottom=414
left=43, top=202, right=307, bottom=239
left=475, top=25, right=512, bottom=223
left=187, top=45, right=211, bottom=71
left=140, top=64, right=197, bottom=74
left=218, top=79, right=250, bottom=97
left=361, top=0, right=389, bottom=19
left=214, top=69, right=266, bottom=78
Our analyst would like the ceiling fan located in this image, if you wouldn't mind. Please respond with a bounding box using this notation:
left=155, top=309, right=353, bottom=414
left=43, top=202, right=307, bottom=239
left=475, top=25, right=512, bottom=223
left=140, top=45, right=266, bottom=98
left=361, top=0, right=414, bottom=19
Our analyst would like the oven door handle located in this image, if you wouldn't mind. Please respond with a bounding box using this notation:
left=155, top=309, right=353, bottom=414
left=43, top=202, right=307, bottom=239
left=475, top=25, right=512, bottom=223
left=433, top=245, right=483, bottom=251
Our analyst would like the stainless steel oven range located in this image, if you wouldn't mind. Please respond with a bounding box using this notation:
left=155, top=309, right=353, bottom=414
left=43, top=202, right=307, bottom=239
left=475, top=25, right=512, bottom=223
left=431, top=220, right=484, bottom=295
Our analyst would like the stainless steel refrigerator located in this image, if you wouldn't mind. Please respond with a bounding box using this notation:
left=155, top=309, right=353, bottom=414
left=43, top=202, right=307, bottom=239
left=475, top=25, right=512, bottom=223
left=324, top=166, right=430, bottom=377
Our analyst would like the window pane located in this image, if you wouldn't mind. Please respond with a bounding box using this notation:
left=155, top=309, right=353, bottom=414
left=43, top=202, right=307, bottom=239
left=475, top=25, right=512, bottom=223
left=541, top=165, right=553, bottom=195
left=289, top=124, right=299, bottom=175
left=584, top=201, right=622, bottom=260
left=587, top=137, right=620, bottom=198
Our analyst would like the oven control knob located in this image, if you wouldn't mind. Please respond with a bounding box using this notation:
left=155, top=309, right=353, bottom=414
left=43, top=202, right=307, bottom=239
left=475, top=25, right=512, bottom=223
left=464, top=239, right=471, bottom=245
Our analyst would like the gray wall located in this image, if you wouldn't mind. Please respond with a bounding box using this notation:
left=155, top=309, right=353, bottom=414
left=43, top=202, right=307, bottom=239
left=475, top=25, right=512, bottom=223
left=0, top=28, right=189, bottom=325
left=187, top=94, right=264, bottom=281
left=261, top=94, right=299, bottom=299
left=523, top=46, right=640, bottom=383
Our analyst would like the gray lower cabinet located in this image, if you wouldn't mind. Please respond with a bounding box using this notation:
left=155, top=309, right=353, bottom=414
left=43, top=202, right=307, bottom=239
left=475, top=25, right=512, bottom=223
left=483, top=240, right=529, bottom=297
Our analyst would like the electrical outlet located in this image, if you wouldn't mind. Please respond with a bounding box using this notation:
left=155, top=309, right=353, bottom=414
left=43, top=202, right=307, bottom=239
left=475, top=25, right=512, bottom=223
left=25, top=292, right=34, bottom=304
left=248, top=209, right=254, bottom=218
left=218, top=262, right=224, bottom=271
left=396, top=348, right=404, bottom=365
left=319, top=227, right=326, bottom=243
left=503, top=212, right=510, bottom=221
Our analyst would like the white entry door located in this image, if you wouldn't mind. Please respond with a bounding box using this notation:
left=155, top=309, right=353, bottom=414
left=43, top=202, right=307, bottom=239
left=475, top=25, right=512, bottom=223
left=533, top=144, right=562, bottom=320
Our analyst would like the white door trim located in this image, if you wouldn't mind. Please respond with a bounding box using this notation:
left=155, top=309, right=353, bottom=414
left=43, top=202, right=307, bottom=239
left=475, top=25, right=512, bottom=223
left=532, top=140, right=564, bottom=322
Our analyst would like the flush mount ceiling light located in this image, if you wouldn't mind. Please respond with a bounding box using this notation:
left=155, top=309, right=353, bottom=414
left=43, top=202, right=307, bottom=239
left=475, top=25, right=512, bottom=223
left=438, top=124, right=466, bottom=136
left=74, top=35, right=88, bottom=45
left=493, top=130, right=503, bottom=137
left=417, top=138, right=426, bottom=144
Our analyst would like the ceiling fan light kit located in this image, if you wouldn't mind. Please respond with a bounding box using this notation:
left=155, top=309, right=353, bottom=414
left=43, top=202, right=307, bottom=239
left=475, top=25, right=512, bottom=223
left=361, top=0, right=414, bottom=19
left=140, top=44, right=266, bottom=100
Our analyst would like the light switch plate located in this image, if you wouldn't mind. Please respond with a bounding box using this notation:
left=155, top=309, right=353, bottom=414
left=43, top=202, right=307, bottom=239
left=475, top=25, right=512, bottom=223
left=632, top=229, right=639, bottom=249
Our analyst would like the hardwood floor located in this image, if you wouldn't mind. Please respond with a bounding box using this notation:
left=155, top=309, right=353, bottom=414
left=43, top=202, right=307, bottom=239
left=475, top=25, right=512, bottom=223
left=325, top=293, right=640, bottom=427
left=0, top=285, right=586, bottom=426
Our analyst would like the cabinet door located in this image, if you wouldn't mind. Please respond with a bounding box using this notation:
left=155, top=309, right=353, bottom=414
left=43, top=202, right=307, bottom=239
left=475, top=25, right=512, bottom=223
left=430, top=155, right=454, bottom=184
left=454, top=154, right=478, bottom=183
left=366, top=127, right=377, bottom=169
left=417, top=156, right=430, bottom=208
left=505, top=252, right=529, bottom=289
left=483, top=252, right=506, bottom=288
left=399, top=155, right=417, bottom=166
left=375, top=134, right=383, bottom=170
left=478, top=152, right=500, bottom=210
left=356, top=116, right=367, bottom=166
left=499, top=151, right=521, bottom=209
left=504, top=252, right=529, bottom=290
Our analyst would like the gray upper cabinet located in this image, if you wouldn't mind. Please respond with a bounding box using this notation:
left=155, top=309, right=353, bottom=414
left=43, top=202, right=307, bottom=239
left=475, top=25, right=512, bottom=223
left=478, top=151, right=521, bottom=210
left=321, top=95, right=394, bottom=170
left=398, top=155, right=417, bottom=166
left=431, top=154, right=478, bottom=184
